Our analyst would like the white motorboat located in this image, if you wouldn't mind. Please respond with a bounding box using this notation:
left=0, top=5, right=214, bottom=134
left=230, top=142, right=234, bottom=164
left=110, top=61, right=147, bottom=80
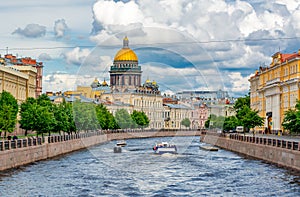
left=116, top=140, right=127, bottom=147
left=153, top=142, right=177, bottom=154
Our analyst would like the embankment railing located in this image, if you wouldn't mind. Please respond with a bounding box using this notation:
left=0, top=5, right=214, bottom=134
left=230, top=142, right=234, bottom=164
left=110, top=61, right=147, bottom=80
left=0, top=129, right=199, bottom=151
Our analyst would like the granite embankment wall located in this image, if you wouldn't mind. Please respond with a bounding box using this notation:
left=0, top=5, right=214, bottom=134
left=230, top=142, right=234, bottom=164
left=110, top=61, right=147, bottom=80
left=200, top=131, right=300, bottom=171
left=0, top=130, right=201, bottom=171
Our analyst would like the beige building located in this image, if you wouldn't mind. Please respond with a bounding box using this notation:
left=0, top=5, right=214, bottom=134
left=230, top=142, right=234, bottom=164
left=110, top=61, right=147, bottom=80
left=0, top=64, right=36, bottom=103
left=162, top=103, right=192, bottom=129
left=249, top=50, right=300, bottom=133
left=102, top=91, right=164, bottom=129
left=0, top=54, right=43, bottom=103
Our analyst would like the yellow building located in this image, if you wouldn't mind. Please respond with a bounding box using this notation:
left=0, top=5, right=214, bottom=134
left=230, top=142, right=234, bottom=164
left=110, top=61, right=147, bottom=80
left=249, top=50, right=300, bottom=133
left=0, top=54, right=43, bottom=103
left=76, top=78, right=109, bottom=99
left=0, top=64, right=37, bottom=103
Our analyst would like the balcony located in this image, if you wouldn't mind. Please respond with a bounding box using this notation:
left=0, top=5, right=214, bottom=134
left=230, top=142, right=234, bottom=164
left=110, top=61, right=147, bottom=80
left=266, top=78, right=280, bottom=86
left=110, top=66, right=141, bottom=72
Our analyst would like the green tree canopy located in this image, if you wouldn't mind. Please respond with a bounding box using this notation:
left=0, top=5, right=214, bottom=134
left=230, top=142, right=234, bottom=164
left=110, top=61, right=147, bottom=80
left=205, top=114, right=225, bottom=129
left=131, top=110, right=150, bottom=129
left=282, top=100, right=300, bottom=134
left=223, top=116, right=239, bottom=131
left=236, top=105, right=264, bottom=131
left=181, top=118, right=191, bottom=128
left=19, top=97, right=37, bottom=136
left=115, top=109, right=133, bottom=129
left=73, top=101, right=99, bottom=132
left=95, top=104, right=118, bottom=130
left=234, top=95, right=250, bottom=111
left=53, top=101, right=70, bottom=135
left=0, top=91, right=19, bottom=138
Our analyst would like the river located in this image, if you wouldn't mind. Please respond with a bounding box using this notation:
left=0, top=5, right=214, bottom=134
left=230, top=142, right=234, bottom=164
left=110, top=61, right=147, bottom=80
left=0, top=136, right=299, bottom=196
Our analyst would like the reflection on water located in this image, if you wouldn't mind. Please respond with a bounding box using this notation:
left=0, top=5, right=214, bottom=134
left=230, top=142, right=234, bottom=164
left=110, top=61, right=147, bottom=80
left=0, top=136, right=299, bottom=196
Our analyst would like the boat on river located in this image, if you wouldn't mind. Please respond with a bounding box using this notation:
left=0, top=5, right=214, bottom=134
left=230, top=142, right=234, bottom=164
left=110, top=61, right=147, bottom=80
left=199, top=145, right=219, bottom=151
left=116, top=140, right=127, bottom=147
left=153, top=142, right=177, bottom=154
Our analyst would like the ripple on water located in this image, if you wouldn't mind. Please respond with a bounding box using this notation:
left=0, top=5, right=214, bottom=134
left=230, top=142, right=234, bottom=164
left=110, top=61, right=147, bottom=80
left=0, top=136, right=300, bottom=196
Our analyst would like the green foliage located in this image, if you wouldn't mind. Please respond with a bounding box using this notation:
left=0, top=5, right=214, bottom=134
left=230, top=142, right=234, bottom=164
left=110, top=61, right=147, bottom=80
left=115, top=109, right=133, bottom=129
left=0, top=91, right=19, bottom=137
left=205, top=114, right=225, bottom=129
left=53, top=101, right=70, bottom=134
left=95, top=104, right=118, bottom=130
left=73, top=101, right=99, bottom=132
left=33, top=104, right=56, bottom=135
left=65, top=102, right=76, bottom=134
left=20, top=95, right=56, bottom=136
left=236, top=105, right=264, bottom=131
left=181, top=118, right=191, bottom=128
left=223, top=116, right=239, bottom=131
left=282, top=100, right=300, bottom=134
left=131, top=110, right=150, bottom=128
left=234, top=95, right=250, bottom=111
left=230, top=95, right=263, bottom=132
left=19, top=97, right=37, bottom=135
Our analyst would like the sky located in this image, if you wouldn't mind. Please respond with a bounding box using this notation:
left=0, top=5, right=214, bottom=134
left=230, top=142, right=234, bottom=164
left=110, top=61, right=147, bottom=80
left=1, top=0, right=300, bottom=98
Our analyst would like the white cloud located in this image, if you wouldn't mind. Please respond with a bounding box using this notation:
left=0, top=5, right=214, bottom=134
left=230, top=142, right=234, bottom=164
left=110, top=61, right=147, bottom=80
left=43, top=72, right=98, bottom=92
left=92, top=0, right=146, bottom=33
left=12, top=24, right=46, bottom=38
left=228, top=72, right=251, bottom=93
left=54, top=19, right=68, bottom=38
left=63, top=47, right=91, bottom=65
left=38, top=53, right=52, bottom=61
left=2, top=0, right=300, bottom=97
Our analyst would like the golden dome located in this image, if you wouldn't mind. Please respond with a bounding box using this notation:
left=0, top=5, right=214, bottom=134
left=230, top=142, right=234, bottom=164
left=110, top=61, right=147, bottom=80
left=102, top=80, right=108, bottom=86
left=93, top=78, right=99, bottom=83
left=145, top=79, right=151, bottom=83
left=152, top=80, right=157, bottom=85
left=114, top=48, right=138, bottom=61
left=113, top=36, right=138, bottom=61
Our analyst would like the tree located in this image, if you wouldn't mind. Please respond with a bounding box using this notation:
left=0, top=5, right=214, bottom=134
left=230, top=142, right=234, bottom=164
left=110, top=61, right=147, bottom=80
left=19, top=97, right=37, bottom=136
left=115, top=109, right=133, bottom=129
left=95, top=104, right=118, bottom=130
left=53, top=101, right=70, bottom=135
left=33, top=104, right=56, bottom=137
left=223, top=116, right=239, bottom=131
left=236, top=105, right=264, bottom=132
left=205, top=114, right=225, bottom=129
left=131, top=110, right=150, bottom=129
left=234, top=95, right=250, bottom=111
left=73, top=101, right=99, bottom=132
left=20, top=94, right=59, bottom=137
left=0, top=91, right=18, bottom=138
left=65, top=102, right=76, bottom=134
left=181, top=118, right=191, bottom=128
left=282, top=100, right=300, bottom=134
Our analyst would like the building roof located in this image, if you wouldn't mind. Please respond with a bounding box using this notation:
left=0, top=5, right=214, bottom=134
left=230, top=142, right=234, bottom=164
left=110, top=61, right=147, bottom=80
left=164, top=103, right=191, bottom=109
left=114, top=37, right=138, bottom=62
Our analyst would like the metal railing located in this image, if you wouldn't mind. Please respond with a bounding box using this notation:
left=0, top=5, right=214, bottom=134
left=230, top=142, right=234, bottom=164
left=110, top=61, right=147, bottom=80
left=228, top=134, right=300, bottom=151
left=0, top=129, right=200, bottom=151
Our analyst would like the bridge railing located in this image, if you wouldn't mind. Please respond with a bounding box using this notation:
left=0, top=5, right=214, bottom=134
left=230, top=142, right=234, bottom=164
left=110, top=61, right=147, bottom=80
left=228, top=133, right=300, bottom=151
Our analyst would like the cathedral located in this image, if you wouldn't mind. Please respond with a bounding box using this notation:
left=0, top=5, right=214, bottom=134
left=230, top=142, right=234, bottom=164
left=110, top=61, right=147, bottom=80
left=67, top=36, right=201, bottom=130
left=100, top=37, right=165, bottom=129
left=109, top=36, right=141, bottom=92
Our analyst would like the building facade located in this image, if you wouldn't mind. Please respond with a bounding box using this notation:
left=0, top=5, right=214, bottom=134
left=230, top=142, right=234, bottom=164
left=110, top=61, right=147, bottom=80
left=0, top=54, right=42, bottom=103
left=109, top=36, right=142, bottom=93
left=249, top=50, right=300, bottom=132
left=176, top=90, right=229, bottom=100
